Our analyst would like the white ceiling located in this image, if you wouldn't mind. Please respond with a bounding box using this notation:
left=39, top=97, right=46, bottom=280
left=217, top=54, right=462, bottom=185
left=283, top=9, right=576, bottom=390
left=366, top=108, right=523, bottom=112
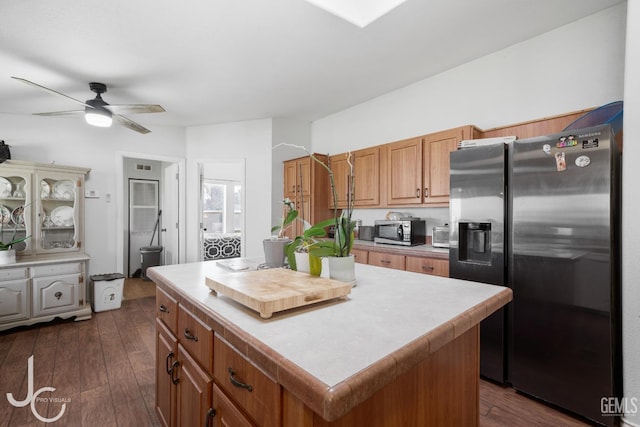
left=0, top=0, right=624, bottom=132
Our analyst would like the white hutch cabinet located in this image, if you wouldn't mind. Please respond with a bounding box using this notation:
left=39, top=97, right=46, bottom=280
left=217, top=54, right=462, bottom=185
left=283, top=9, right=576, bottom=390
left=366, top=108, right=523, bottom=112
left=0, top=160, right=91, bottom=331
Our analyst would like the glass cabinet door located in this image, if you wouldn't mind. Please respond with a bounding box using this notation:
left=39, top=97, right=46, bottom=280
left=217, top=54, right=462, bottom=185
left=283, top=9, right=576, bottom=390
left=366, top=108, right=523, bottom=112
left=36, top=173, right=82, bottom=253
left=0, top=171, right=32, bottom=254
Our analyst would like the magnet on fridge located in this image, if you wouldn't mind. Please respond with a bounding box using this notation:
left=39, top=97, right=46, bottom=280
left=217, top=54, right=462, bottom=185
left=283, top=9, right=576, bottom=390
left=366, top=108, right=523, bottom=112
left=543, top=144, right=551, bottom=155
left=555, top=152, right=566, bottom=172
left=575, top=155, right=591, bottom=168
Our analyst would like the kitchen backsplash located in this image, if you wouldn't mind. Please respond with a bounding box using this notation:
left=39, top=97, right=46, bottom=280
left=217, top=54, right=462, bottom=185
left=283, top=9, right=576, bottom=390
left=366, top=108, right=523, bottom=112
left=351, top=207, right=449, bottom=236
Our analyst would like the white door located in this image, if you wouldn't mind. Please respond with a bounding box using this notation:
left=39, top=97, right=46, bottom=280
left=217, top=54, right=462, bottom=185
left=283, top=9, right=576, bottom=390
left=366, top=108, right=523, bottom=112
left=128, top=179, right=159, bottom=276
left=162, top=162, right=180, bottom=265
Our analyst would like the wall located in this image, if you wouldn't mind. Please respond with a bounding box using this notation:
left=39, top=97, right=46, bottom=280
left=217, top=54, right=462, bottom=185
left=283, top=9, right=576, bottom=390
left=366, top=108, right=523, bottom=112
left=622, top=1, right=639, bottom=424
left=186, top=119, right=272, bottom=261
left=0, top=114, right=185, bottom=276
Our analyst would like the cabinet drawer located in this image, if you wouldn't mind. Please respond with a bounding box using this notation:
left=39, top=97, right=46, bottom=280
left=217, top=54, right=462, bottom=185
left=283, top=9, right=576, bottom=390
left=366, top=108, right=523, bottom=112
left=405, top=256, right=449, bottom=277
left=213, top=384, right=254, bottom=427
left=0, top=279, right=30, bottom=322
left=368, top=252, right=405, bottom=270
left=177, top=305, right=213, bottom=374
left=156, top=287, right=178, bottom=335
left=351, top=248, right=368, bottom=264
left=214, top=335, right=280, bottom=427
left=31, top=262, right=82, bottom=278
left=0, top=267, right=28, bottom=282
left=32, top=274, right=80, bottom=317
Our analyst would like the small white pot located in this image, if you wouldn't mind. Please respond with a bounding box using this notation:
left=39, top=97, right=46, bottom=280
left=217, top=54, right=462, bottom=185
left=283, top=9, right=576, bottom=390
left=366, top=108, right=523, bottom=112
left=294, top=252, right=310, bottom=273
left=0, top=249, right=17, bottom=265
left=328, top=254, right=356, bottom=283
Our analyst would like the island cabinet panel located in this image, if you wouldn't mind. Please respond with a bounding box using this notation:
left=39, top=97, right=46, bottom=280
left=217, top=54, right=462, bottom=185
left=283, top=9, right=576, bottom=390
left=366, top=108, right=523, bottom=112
left=368, top=251, right=405, bottom=270
left=175, top=344, right=213, bottom=427
left=177, top=305, right=214, bottom=374
left=405, top=256, right=449, bottom=277
left=213, top=335, right=281, bottom=427
left=156, top=286, right=178, bottom=334
left=212, top=384, right=254, bottom=426
left=282, top=326, right=480, bottom=427
left=156, top=319, right=177, bottom=427
left=350, top=248, right=368, bottom=264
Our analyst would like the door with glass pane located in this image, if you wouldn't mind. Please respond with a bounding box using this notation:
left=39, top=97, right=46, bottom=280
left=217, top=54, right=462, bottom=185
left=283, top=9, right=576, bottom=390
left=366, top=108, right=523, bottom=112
left=0, top=169, right=32, bottom=254
left=36, top=172, right=82, bottom=254
left=201, top=179, right=242, bottom=260
left=129, top=179, right=159, bottom=276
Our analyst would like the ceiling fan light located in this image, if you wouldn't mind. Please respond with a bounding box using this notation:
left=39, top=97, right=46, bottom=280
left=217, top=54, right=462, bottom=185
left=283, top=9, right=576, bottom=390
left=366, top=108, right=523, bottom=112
left=85, top=110, right=113, bottom=127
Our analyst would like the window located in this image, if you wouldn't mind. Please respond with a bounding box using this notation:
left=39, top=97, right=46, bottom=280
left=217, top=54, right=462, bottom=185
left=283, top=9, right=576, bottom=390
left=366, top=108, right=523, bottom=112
left=203, top=180, right=242, bottom=236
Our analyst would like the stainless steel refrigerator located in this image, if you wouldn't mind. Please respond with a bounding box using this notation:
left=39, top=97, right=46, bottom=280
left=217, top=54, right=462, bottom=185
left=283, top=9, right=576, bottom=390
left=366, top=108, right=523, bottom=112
left=449, top=124, right=621, bottom=426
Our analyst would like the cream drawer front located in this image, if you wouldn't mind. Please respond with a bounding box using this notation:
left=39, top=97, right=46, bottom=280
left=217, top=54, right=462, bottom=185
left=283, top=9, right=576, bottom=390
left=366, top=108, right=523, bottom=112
left=32, top=274, right=80, bottom=317
left=0, top=267, right=29, bottom=282
left=31, top=262, right=82, bottom=278
left=0, top=279, right=30, bottom=322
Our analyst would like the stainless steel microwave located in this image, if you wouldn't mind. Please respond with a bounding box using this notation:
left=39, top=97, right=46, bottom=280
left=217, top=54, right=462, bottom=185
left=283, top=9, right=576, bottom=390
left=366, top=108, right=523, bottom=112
left=374, top=219, right=426, bottom=246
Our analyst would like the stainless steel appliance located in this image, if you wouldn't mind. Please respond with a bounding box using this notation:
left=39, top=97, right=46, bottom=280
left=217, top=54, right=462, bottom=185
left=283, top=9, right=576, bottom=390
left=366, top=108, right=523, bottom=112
left=431, top=225, right=450, bottom=248
left=374, top=219, right=426, bottom=246
left=358, top=225, right=375, bottom=241
left=449, top=124, right=621, bottom=426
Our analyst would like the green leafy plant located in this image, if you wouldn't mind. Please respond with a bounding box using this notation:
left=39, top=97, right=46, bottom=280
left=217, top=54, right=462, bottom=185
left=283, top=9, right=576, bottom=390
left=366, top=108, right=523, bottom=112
left=0, top=209, right=30, bottom=251
left=270, top=198, right=298, bottom=239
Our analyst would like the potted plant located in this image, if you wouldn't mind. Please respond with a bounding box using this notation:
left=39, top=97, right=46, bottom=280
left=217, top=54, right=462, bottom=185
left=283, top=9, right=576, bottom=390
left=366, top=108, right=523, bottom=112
left=264, top=198, right=298, bottom=267
left=285, top=222, right=327, bottom=275
left=274, top=144, right=357, bottom=282
left=0, top=209, right=30, bottom=265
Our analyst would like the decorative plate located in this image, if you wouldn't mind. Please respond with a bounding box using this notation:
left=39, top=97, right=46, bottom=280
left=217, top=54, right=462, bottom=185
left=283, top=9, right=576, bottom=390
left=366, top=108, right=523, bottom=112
left=0, top=177, right=12, bottom=198
left=50, top=206, right=74, bottom=227
left=11, top=205, right=25, bottom=226
left=52, top=180, right=75, bottom=200
left=0, top=205, right=10, bottom=224
left=40, top=180, right=51, bottom=198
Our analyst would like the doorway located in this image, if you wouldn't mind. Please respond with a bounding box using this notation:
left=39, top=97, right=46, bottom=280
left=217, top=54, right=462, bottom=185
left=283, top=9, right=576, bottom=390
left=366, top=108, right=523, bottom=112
left=116, top=152, right=185, bottom=277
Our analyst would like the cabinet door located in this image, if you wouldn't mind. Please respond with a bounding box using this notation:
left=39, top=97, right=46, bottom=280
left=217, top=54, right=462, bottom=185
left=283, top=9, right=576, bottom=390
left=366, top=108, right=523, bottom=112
left=156, top=319, right=177, bottom=427
left=353, top=147, right=379, bottom=206
left=386, top=138, right=423, bottom=205
left=36, top=172, right=84, bottom=254
left=328, top=154, right=350, bottom=209
left=423, top=128, right=461, bottom=205
left=405, top=257, right=449, bottom=277
left=212, top=384, right=254, bottom=427
left=351, top=248, right=368, bottom=264
left=0, top=169, right=32, bottom=255
left=297, top=158, right=311, bottom=197
left=283, top=161, right=298, bottom=200
left=0, top=279, right=30, bottom=323
left=32, top=274, right=80, bottom=317
left=368, top=252, right=406, bottom=270
left=176, top=344, right=213, bottom=427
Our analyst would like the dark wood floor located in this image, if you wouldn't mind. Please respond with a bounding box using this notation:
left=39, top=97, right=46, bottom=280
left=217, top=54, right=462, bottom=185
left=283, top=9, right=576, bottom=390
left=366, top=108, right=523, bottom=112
left=0, top=290, right=590, bottom=427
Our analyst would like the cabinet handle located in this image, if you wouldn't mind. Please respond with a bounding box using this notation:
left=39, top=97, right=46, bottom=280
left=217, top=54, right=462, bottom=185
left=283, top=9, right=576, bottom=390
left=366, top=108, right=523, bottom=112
left=424, top=188, right=429, bottom=197
left=184, top=328, right=198, bottom=342
left=228, top=367, right=253, bottom=392
left=171, top=360, right=180, bottom=385
left=415, top=189, right=420, bottom=198
left=422, top=265, right=435, bottom=271
left=54, top=291, right=62, bottom=300
left=380, top=259, right=390, bottom=265
left=205, top=408, right=216, bottom=427
left=159, top=304, right=169, bottom=313
left=165, top=351, right=174, bottom=375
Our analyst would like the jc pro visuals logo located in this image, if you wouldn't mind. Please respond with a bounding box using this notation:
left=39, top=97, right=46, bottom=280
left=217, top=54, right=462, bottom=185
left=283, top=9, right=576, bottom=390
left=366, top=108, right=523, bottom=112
left=6, top=355, right=68, bottom=423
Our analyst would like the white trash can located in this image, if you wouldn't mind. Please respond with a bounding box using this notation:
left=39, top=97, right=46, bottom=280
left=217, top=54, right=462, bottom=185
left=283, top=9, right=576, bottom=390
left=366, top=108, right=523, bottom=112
left=91, top=273, right=125, bottom=312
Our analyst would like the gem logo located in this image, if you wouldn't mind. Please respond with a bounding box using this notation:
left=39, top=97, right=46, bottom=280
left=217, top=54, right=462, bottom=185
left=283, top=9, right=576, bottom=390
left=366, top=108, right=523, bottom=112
left=6, top=355, right=67, bottom=423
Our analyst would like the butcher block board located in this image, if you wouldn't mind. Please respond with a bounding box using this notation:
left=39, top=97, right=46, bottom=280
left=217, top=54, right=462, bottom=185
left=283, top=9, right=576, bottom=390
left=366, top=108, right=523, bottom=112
left=205, top=268, right=352, bottom=319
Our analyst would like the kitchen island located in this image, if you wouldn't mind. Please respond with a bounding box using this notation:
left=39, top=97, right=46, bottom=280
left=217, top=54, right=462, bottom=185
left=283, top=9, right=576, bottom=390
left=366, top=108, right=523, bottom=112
left=149, top=261, right=511, bottom=426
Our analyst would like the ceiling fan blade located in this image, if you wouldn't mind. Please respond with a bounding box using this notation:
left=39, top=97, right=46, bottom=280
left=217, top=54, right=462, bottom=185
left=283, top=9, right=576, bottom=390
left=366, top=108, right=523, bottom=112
left=33, top=110, right=85, bottom=117
left=113, top=114, right=151, bottom=134
left=11, top=77, right=92, bottom=108
left=104, top=104, right=165, bottom=115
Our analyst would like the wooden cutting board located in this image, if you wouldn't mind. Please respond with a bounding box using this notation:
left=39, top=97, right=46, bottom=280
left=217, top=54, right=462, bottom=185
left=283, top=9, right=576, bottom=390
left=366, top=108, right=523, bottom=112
left=205, top=268, right=352, bottom=319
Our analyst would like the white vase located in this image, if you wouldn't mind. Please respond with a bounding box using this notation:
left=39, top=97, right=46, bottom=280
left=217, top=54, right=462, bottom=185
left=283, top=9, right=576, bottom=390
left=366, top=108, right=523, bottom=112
left=263, top=238, right=291, bottom=268
left=294, top=252, right=310, bottom=273
left=0, top=249, right=16, bottom=265
left=328, top=254, right=356, bottom=283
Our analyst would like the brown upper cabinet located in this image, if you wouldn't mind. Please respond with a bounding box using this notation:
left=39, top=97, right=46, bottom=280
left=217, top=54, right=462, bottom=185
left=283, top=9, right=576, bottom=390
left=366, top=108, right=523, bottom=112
left=282, top=154, right=331, bottom=238
left=385, top=125, right=480, bottom=207
left=329, top=147, right=380, bottom=209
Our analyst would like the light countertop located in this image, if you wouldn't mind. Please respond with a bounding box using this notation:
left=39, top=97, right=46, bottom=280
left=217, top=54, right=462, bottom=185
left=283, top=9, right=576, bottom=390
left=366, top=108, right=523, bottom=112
left=149, top=260, right=510, bottom=420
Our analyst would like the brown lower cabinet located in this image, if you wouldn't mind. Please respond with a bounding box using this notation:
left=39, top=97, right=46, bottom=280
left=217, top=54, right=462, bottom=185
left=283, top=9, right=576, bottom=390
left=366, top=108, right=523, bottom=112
left=352, top=248, right=449, bottom=277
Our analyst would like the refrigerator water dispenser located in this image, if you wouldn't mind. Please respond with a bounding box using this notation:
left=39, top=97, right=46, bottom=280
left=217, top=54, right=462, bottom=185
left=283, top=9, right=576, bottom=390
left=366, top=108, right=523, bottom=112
left=458, top=222, right=491, bottom=264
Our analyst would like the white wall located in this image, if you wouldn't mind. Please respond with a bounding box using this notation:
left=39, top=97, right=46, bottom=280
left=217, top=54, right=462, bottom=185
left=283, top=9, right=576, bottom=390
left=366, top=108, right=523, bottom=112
left=186, top=119, right=272, bottom=261
left=0, top=114, right=185, bottom=276
left=622, top=1, right=639, bottom=424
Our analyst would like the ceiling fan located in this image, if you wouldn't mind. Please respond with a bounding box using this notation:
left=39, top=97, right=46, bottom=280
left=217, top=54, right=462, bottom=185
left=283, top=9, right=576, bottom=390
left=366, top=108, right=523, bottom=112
left=11, top=77, right=165, bottom=134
